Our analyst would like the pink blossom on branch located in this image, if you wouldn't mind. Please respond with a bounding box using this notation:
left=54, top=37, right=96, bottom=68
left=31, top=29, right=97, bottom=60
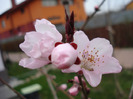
left=62, top=31, right=122, bottom=87
left=19, top=19, right=62, bottom=69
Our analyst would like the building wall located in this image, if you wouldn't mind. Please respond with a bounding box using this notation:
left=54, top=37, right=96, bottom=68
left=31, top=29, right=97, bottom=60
left=0, top=0, right=87, bottom=39
left=126, top=2, right=133, bottom=10
left=12, top=7, right=32, bottom=28
left=0, top=15, right=12, bottom=33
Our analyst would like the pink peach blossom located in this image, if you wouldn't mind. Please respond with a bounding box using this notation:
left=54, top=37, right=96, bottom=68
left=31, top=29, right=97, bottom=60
left=51, top=43, right=78, bottom=69
left=63, top=31, right=122, bottom=87
left=19, top=19, right=62, bottom=69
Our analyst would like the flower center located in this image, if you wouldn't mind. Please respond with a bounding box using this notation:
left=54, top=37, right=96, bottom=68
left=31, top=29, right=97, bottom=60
left=79, top=46, right=104, bottom=71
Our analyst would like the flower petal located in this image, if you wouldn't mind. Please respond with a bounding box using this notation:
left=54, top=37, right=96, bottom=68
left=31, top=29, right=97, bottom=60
left=29, top=42, right=41, bottom=58
left=89, top=38, right=113, bottom=57
left=35, top=19, right=62, bottom=41
left=39, top=34, right=55, bottom=58
left=19, top=58, right=49, bottom=69
left=62, top=64, right=81, bottom=73
left=19, top=31, right=43, bottom=57
left=68, top=86, right=79, bottom=96
left=73, top=31, right=90, bottom=54
left=83, top=69, right=102, bottom=87
left=95, top=56, right=122, bottom=74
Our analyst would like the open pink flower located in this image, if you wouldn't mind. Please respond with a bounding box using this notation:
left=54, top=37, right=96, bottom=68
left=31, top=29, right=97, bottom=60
left=19, top=19, right=62, bottom=69
left=63, top=31, right=122, bottom=87
left=51, top=43, right=78, bottom=69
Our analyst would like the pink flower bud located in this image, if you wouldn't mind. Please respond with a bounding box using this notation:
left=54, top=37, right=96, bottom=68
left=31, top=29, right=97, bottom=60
left=51, top=43, right=78, bottom=69
left=59, top=84, right=67, bottom=90
left=68, top=86, right=79, bottom=96
left=74, top=76, right=79, bottom=83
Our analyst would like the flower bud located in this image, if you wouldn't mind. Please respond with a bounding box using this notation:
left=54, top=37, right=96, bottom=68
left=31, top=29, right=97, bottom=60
left=68, top=86, right=79, bottom=96
left=51, top=43, right=78, bottom=69
left=59, top=84, right=67, bottom=90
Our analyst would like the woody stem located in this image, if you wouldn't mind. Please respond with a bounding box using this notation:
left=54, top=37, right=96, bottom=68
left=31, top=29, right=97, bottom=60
left=0, top=77, right=26, bottom=99
left=77, top=74, right=88, bottom=99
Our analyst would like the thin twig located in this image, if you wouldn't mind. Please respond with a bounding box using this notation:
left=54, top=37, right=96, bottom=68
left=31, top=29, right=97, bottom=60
left=0, top=77, right=26, bottom=99
left=80, top=0, right=106, bottom=30
left=39, top=68, right=58, bottom=99
left=108, top=25, right=126, bottom=97
left=114, top=74, right=126, bottom=97
left=129, top=82, right=133, bottom=99
left=39, top=68, right=74, bottom=99
left=77, top=74, right=88, bottom=99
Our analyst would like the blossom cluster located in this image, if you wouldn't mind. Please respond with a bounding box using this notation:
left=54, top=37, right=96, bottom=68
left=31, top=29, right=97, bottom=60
left=19, top=19, right=122, bottom=87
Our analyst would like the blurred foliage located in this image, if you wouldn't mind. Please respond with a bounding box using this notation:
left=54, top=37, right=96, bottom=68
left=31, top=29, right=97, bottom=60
left=5, top=61, right=37, bottom=79
left=12, top=68, right=133, bottom=99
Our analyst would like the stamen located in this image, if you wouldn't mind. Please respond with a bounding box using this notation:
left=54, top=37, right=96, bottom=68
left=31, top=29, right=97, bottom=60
left=88, top=68, right=94, bottom=71
left=80, top=47, right=103, bottom=72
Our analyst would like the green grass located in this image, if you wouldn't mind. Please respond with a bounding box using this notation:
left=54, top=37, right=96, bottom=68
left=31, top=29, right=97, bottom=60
left=12, top=68, right=133, bottom=99
left=5, top=62, right=37, bottom=79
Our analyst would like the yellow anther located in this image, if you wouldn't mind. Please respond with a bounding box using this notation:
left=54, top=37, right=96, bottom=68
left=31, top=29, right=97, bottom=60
left=91, top=56, right=94, bottom=60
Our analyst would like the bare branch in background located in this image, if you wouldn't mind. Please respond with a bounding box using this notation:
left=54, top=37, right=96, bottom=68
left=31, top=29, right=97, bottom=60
left=39, top=68, right=74, bottom=99
left=39, top=68, right=58, bottom=99
left=80, top=0, right=106, bottom=30
left=0, top=77, right=26, bottom=99
left=129, top=82, right=133, bottom=99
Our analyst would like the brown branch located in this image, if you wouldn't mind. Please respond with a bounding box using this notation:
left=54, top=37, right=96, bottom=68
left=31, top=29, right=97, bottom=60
left=77, top=74, right=88, bottom=99
left=80, top=0, right=106, bottom=30
left=0, top=77, right=26, bottom=99
left=114, top=74, right=126, bottom=97
left=40, top=68, right=58, bottom=99
left=39, top=68, right=74, bottom=99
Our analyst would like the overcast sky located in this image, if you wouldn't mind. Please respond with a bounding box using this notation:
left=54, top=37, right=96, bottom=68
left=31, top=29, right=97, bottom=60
left=0, top=0, right=132, bottom=15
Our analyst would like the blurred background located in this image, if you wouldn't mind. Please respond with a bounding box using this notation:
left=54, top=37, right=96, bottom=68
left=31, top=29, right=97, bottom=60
left=0, top=0, right=133, bottom=99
